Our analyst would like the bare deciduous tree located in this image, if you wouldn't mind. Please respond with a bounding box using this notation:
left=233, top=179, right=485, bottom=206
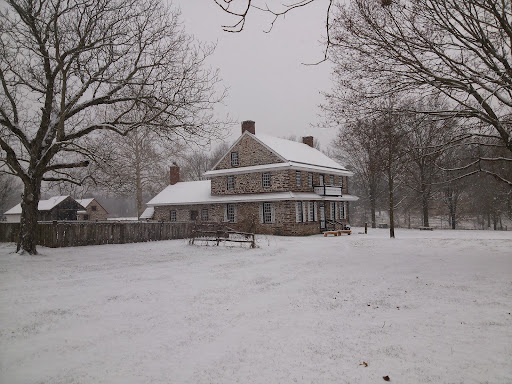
left=329, top=0, right=512, bottom=185
left=331, top=119, right=384, bottom=228
left=93, top=128, right=185, bottom=218
left=0, top=0, right=226, bottom=254
left=0, top=172, right=20, bottom=215
left=180, top=142, right=230, bottom=182
left=401, top=98, right=459, bottom=227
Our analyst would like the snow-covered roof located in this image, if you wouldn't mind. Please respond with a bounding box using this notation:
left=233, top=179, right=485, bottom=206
left=139, top=207, right=154, bottom=219
left=256, top=134, right=346, bottom=170
left=76, top=198, right=95, bottom=209
left=147, top=180, right=358, bottom=206
left=204, top=132, right=353, bottom=177
left=4, top=196, right=71, bottom=215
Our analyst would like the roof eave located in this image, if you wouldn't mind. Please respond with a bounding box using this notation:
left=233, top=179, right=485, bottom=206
left=147, top=193, right=359, bottom=206
left=203, top=162, right=353, bottom=177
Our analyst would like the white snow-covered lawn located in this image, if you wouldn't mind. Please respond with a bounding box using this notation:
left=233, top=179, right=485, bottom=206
left=1, top=228, right=511, bottom=384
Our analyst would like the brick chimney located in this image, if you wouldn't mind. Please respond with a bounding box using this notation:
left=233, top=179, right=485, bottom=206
left=241, top=120, right=255, bottom=135
left=170, top=164, right=180, bottom=185
left=302, top=136, right=314, bottom=148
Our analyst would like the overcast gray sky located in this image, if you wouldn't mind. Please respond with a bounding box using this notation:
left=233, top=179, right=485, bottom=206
left=172, top=0, right=337, bottom=149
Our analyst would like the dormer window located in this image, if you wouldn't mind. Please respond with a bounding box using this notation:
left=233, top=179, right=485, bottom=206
left=231, top=152, right=239, bottom=166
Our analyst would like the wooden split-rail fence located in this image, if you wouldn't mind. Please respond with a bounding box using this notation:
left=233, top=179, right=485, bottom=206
left=190, top=223, right=255, bottom=248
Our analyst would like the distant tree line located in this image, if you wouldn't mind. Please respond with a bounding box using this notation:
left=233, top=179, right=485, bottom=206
left=327, top=96, right=512, bottom=233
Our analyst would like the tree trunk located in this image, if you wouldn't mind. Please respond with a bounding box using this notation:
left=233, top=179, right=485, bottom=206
left=370, top=190, right=377, bottom=228
left=136, top=180, right=143, bottom=218
left=421, top=185, right=429, bottom=227
left=17, top=178, right=42, bottom=255
left=388, top=169, right=395, bottom=238
left=134, top=133, right=144, bottom=218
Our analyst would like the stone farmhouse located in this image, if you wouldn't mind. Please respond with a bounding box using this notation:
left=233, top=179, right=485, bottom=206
left=76, top=198, right=109, bottom=221
left=144, top=121, right=358, bottom=235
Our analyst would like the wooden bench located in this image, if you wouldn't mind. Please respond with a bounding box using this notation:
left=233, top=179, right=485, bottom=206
left=323, top=230, right=352, bottom=237
left=419, top=226, right=433, bottom=231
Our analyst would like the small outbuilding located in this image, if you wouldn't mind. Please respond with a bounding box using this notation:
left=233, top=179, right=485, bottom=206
left=4, top=196, right=85, bottom=222
left=76, top=198, right=109, bottom=221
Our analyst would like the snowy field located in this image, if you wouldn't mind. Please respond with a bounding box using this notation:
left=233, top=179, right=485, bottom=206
left=1, top=228, right=511, bottom=384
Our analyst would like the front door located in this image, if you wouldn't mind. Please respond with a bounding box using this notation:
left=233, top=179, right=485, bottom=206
left=319, top=203, right=326, bottom=230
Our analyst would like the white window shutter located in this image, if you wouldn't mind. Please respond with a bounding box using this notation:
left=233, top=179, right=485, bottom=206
left=224, top=205, right=228, bottom=222
left=296, top=202, right=301, bottom=223
left=314, top=202, right=318, bottom=221
left=234, top=205, right=238, bottom=223
left=271, top=203, right=276, bottom=224
left=259, top=203, right=264, bottom=223
left=302, top=202, right=307, bottom=223
left=344, top=202, right=347, bottom=219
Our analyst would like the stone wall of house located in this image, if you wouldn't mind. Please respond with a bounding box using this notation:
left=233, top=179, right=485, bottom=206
left=210, top=170, right=290, bottom=195
left=152, top=200, right=350, bottom=236
left=153, top=204, right=222, bottom=222
left=211, top=170, right=350, bottom=196
left=214, top=134, right=282, bottom=170
left=78, top=200, right=108, bottom=221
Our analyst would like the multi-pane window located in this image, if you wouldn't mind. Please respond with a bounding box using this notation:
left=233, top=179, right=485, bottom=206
left=330, top=202, right=336, bottom=220
left=226, top=203, right=236, bottom=223
left=330, top=175, right=335, bottom=186
left=227, top=175, right=235, bottom=190
left=296, top=201, right=303, bottom=222
left=231, top=152, right=239, bottom=166
left=339, top=202, right=346, bottom=220
left=91, top=205, right=97, bottom=211
left=190, top=210, right=198, bottom=221
left=296, top=171, right=302, bottom=186
left=201, top=208, right=209, bottom=221
left=263, top=202, right=273, bottom=223
left=340, top=176, right=344, bottom=188
left=170, top=210, right=177, bottom=222
left=262, top=172, right=271, bottom=188
left=308, top=202, right=314, bottom=222
left=319, top=174, right=324, bottom=186
left=308, top=173, right=313, bottom=187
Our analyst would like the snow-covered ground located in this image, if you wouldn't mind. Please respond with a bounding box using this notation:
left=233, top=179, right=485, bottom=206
left=1, top=228, right=511, bottom=383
